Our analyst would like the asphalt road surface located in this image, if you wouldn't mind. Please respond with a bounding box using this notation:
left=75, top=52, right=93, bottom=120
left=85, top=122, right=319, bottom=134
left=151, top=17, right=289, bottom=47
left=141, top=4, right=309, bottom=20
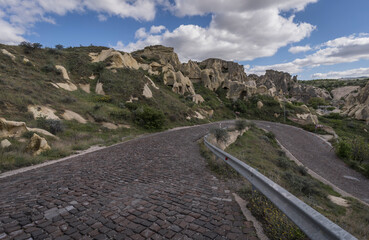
left=255, top=120, right=369, bottom=204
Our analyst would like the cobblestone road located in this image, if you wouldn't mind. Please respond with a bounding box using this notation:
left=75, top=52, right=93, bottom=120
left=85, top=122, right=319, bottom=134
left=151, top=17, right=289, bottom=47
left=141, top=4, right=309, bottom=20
left=0, top=123, right=258, bottom=240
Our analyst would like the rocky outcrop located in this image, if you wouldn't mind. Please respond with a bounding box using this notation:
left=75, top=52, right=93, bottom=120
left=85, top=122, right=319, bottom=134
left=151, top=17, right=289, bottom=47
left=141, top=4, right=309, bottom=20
left=132, top=45, right=181, bottom=71
left=192, top=94, right=204, bottom=104
left=224, top=80, right=257, bottom=100
left=199, top=58, right=248, bottom=91
left=62, top=110, right=87, bottom=124
left=95, top=82, right=105, bottom=95
left=163, top=70, right=195, bottom=95
left=1, top=139, right=11, bottom=148
left=90, top=49, right=139, bottom=69
left=0, top=116, right=56, bottom=139
left=55, top=65, right=70, bottom=80
left=26, top=133, right=51, bottom=156
left=344, top=82, right=369, bottom=122
left=256, top=70, right=331, bottom=103
left=331, top=86, right=360, bottom=101
left=79, top=84, right=91, bottom=93
left=28, top=105, right=60, bottom=120
left=0, top=118, right=28, bottom=138
left=180, top=60, right=202, bottom=82
left=1, top=49, right=16, bottom=61
left=142, top=84, right=153, bottom=98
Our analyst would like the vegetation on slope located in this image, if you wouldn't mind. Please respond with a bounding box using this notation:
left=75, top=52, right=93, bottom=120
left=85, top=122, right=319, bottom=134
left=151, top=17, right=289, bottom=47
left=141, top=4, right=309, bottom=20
left=299, top=78, right=369, bottom=92
left=200, top=125, right=369, bottom=240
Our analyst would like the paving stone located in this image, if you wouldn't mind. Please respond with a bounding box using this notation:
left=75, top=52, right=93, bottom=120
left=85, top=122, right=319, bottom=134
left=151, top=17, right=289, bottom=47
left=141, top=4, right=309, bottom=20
left=0, top=123, right=257, bottom=239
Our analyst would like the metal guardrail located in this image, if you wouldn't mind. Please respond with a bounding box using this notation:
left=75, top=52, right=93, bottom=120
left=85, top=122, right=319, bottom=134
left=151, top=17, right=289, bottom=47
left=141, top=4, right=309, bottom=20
left=204, top=134, right=357, bottom=240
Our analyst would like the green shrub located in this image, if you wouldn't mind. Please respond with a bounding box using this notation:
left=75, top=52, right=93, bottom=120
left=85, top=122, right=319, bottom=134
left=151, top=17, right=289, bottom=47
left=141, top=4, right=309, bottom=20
left=41, top=64, right=57, bottom=73
left=336, top=140, right=351, bottom=159
left=133, top=106, right=165, bottom=129
left=110, top=109, right=131, bottom=120
left=248, top=190, right=306, bottom=240
left=277, top=157, right=291, bottom=169
left=235, top=120, right=248, bottom=131
left=308, top=97, right=327, bottom=109
left=351, top=139, right=369, bottom=164
left=211, top=128, right=229, bottom=143
left=232, top=99, right=248, bottom=113
left=36, top=117, right=64, bottom=134
left=95, top=95, right=112, bottom=103
left=325, top=113, right=343, bottom=119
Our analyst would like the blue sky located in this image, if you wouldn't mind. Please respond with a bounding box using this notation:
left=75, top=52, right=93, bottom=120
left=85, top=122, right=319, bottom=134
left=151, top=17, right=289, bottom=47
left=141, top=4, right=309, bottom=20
left=1, top=0, right=369, bottom=80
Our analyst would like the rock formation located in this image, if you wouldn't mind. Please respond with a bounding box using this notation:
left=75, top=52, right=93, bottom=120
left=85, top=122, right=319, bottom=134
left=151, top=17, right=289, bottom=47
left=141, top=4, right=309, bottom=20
left=27, top=133, right=51, bottom=156
left=163, top=70, right=196, bottom=95
left=344, top=82, right=369, bottom=123
left=0, top=118, right=28, bottom=138
left=1, top=49, right=16, bottom=61
left=62, top=110, right=87, bottom=124
left=142, top=84, right=153, bottom=98
left=1, top=139, right=11, bottom=148
left=28, top=105, right=60, bottom=120
left=95, top=82, right=105, bottom=95
left=331, top=86, right=360, bottom=101
left=133, top=45, right=181, bottom=71
left=90, top=49, right=140, bottom=70
left=256, top=70, right=331, bottom=102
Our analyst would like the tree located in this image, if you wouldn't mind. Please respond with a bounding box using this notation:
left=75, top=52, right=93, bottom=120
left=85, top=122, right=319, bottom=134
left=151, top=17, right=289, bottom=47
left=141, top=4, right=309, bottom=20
left=55, top=44, right=64, bottom=50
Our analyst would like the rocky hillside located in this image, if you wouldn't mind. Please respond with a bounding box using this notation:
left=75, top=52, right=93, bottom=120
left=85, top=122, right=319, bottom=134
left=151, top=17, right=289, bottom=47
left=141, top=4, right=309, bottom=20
left=0, top=42, right=366, bottom=171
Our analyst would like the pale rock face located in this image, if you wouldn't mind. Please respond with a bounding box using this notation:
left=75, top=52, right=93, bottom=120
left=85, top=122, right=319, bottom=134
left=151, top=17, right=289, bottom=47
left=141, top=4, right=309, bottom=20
left=27, top=105, right=60, bottom=120
left=181, top=60, right=202, bottom=82
left=256, top=70, right=331, bottom=103
left=62, top=110, right=87, bottom=124
left=163, top=70, right=196, bottom=95
left=0, top=118, right=28, bottom=138
left=142, top=84, right=153, bottom=98
left=132, top=45, right=181, bottom=71
left=224, top=81, right=257, bottom=100
left=27, top=133, right=51, bottom=156
left=256, top=85, right=268, bottom=95
left=55, top=82, right=78, bottom=91
left=199, top=58, right=248, bottom=92
left=331, top=86, right=360, bottom=101
left=192, top=94, right=205, bottom=104
left=194, top=111, right=205, bottom=119
left=26, top=127, right=57, bottom=139
left=23, top=57, right=30, bottom=63
left=145, top=76, right=159, bottom=89
left=295, top=113, right=319, bottom=125
left=1, top=139, right=11, bottom=148
left=126, top=96, right=139, bottom=103
left=91, top=48, right=139, bottom=69
left=257, top=101, right=264, bottom=109
left=95, top=82, right=105, bottom=95
left=1, top=49, right=16, bottom=61
left=55, top=65, right=70, bottom=80
left=102, top=122, right=118, bottom=130
left=79, top=84, right=90, bottom=93
left=343, top=82, right=369, bottom=122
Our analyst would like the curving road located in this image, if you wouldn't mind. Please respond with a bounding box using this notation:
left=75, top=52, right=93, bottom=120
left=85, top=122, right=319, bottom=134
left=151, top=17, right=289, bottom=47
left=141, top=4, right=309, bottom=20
left=255, top=121, right=369, bottom=204
left=0, top=123, right=258, bottom=240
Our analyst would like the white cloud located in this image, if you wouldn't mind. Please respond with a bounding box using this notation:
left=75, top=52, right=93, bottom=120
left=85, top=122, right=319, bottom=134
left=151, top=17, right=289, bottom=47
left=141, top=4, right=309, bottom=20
left=0, top=0, right=159, bottom=44
left=248, top=34, right=369, bottom=75
left=98, top=14, right=107, bottom=22
left=150, top=25, right=166, bottom=34
left=288, top=44, right=311, bottom=54
left=312, top=67, right=369, bottom=79
left=116, top=0, right=317, bottom=62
